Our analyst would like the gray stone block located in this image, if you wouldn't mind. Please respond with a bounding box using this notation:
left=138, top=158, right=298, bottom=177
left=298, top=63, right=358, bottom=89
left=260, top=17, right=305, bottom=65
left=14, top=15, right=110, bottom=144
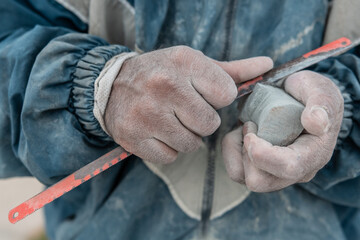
left=239, top=83, right=304, bottom=146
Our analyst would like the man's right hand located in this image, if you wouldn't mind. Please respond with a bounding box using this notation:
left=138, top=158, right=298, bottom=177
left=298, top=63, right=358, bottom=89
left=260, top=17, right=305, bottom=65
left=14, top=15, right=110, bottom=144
left=104, top=46, right=273, bottom=163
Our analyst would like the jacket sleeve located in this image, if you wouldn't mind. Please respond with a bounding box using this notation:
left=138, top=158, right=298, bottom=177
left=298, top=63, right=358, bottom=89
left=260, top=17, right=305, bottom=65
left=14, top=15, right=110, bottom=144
left=300, top=48, right=360, bottom=208
left=0, top=0, right=131, bottom=184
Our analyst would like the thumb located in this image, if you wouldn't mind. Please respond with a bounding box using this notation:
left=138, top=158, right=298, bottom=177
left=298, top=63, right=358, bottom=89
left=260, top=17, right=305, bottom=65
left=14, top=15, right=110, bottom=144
left=212, top=56, right=273, bottom=84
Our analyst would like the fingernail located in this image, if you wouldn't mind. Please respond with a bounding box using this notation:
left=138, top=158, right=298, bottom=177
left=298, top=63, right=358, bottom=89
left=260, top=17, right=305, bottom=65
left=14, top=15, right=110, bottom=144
left=310, top=106, right=330, bottom=133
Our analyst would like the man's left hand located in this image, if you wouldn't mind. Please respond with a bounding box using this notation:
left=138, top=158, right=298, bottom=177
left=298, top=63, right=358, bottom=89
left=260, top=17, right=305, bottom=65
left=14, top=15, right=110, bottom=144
left=222, top=70, right=344, bottom=192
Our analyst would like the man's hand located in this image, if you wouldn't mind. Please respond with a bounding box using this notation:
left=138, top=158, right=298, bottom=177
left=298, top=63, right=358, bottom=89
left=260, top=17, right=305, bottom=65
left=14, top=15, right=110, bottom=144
left=222, top=70, right=344, bottom=192
left=104, top=46, right=273, bottom=163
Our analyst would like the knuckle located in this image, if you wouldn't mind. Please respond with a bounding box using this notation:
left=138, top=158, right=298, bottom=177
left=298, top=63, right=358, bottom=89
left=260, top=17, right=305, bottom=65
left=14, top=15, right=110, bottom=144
left=131, top=102, right=157, bottom=126
left=173, top=45, right=192, bottom=54
left=170, top=45, right=200, bottom=65
left=148, top=71, right=168, bottom=84
left=147, top=72, right=175, bottom=93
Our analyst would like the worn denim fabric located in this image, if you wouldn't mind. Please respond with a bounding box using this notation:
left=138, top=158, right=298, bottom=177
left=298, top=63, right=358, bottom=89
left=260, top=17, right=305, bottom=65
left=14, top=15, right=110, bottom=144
left=0, top=0, right=359, bottom=239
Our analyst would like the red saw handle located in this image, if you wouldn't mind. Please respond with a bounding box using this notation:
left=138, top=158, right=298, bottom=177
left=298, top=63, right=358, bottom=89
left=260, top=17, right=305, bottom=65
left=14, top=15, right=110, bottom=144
left=9, top=147, right=131, bottom=224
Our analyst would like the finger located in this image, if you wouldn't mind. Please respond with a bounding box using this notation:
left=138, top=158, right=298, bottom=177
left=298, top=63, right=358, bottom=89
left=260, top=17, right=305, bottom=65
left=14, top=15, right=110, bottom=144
left=174, top=88, right=221, bottom=136
left=243, top=132, right=310, bottom=181
left=136, top=138, right=178, bottom=164
left=189, top=56, right=238, bottom=109
left=222, top=127, right=245, bottom=183
left=244, top=132, right=332, bottom=181
left=284, top=71, right=343, bottom=136
left=154, top=113, right=203, bottom=153
left=242, top=153, right=293, bottom=192
left=212, top=56, right=274, bottom=84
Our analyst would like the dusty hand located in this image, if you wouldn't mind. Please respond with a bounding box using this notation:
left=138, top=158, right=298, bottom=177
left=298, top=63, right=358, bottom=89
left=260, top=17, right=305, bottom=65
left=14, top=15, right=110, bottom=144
left=222, top=70, right=344, bottom=192
left=104, top=46, right=273, bottom=163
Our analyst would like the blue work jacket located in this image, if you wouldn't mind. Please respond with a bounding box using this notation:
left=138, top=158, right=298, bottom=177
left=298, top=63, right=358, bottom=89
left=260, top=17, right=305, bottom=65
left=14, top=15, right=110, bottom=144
left=0, top=0, right=359, bottom=239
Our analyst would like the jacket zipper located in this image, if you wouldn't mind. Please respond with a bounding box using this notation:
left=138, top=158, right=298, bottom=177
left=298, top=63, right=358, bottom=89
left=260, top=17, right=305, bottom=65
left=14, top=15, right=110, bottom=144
left=200, top=0, right=237, bottom=236
left=200, top=127, right=219, bottom=235
left=222, top=0, right=237, bottom=61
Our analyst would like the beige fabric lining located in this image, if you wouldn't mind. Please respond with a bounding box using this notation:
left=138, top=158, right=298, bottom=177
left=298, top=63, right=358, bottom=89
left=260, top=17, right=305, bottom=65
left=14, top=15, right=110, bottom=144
left=143, top=144, right=208, bottom=220
left=93, top=52, right=138, bottom=135
left=143, top=140, right=250, bottom=220
left=211, top=142, right=250, bottom=219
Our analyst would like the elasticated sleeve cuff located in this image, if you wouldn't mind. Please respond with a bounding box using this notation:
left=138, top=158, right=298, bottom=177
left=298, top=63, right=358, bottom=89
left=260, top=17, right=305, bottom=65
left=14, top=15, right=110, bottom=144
left=70, top=45, right=131, bottom=141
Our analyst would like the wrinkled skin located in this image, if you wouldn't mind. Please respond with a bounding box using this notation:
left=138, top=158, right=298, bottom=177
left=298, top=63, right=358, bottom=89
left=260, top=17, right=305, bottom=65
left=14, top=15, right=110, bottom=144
left=222, top=71, right=344, bottom=192
left=104, top=46, right=273, bottom=163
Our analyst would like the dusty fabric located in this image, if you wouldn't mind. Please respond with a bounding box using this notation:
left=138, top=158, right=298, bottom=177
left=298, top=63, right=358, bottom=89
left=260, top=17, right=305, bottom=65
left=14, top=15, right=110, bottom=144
left=55, top=0, right=90, bottom=23
left=89, top=0, right=135, bottom=49
left=324, top=0, right=360, bottom=43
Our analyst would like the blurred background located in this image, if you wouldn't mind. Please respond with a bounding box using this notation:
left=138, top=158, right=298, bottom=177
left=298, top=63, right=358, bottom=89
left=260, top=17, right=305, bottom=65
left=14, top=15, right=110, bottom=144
left=0, top=177, right=47, bottom=240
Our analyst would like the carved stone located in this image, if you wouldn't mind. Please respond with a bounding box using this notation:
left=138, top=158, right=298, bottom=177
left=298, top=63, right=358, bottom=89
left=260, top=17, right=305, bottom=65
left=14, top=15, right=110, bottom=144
left=238, top=83, right=304, bottom=146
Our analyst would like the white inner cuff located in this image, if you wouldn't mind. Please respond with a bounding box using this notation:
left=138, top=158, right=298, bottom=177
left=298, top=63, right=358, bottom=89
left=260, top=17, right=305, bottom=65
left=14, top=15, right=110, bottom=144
left=93, top=52, right=138, bottom=135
